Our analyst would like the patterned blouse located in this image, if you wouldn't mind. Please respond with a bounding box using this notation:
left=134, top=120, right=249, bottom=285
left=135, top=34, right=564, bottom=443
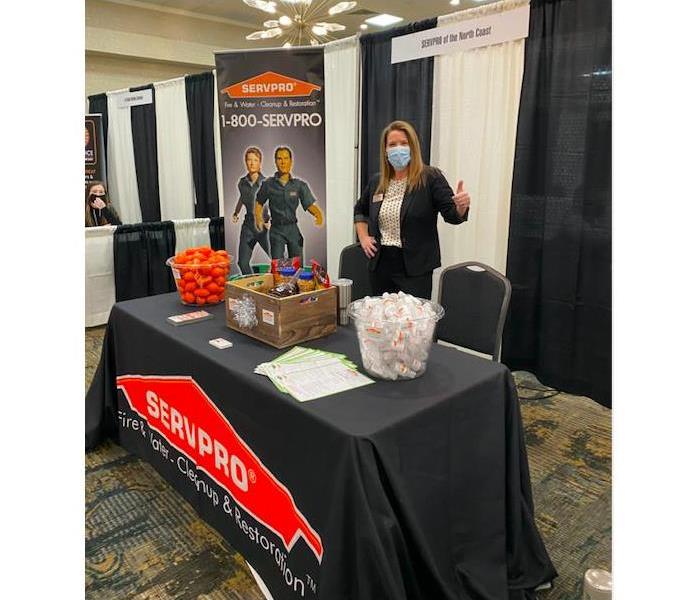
left=378, top=178, right=407, bottom=247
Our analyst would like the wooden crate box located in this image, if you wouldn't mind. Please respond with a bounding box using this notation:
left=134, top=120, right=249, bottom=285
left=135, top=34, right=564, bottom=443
left=225, top=274, right=337, bottom=349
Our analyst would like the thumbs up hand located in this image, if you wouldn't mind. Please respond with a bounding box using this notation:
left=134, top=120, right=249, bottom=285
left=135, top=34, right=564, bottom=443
left=452, top=180, right=470, bottom=214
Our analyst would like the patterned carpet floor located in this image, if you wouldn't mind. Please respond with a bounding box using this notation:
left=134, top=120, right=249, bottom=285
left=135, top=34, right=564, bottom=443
left=85, top=326, right=611, bottom=600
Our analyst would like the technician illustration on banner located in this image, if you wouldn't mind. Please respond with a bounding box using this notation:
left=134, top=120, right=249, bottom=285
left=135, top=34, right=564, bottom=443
left=232, top=146, right=271, bottom=274
left=254, top=146, right=324, bottom=261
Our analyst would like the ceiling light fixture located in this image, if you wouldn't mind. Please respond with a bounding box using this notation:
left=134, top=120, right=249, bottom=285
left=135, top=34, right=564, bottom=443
left=243, top=0, right=278, bottom=14
left=364, top=13, right=403, bottom=27
left=328, top=1, right=356, bottom=15
left=244, top=0, right=355, bottom=46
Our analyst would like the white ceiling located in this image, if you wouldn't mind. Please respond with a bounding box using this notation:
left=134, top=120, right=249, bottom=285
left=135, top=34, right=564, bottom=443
left=102, top=0, right=498, bottom=35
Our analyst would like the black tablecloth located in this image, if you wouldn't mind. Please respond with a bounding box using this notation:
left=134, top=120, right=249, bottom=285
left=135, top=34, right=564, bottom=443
left=86, top=293, right=556, bottom=600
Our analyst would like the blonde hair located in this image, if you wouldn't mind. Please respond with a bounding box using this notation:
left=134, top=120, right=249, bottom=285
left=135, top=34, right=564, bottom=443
left=376, top=120, right=426, bottom=195
left=244, top=146, right=262, bottom=161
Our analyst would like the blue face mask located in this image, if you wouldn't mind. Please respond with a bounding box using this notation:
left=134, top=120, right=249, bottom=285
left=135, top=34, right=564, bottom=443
left=387, top=145, right=411, bottom=170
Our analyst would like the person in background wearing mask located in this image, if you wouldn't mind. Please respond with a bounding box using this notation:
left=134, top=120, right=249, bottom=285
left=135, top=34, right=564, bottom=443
left=85, top=181, right=122, bottom=227
left=232, top=146, right=271, bottom=274
left=353, top=120, right=471, bottom=299
left=254, top=146, right=324, bottom=261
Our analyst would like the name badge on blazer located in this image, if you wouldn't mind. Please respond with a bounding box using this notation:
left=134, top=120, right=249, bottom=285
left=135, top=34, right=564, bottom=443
left=372, top=193, right=384, bottom=203
left=289, top=191, right=298, bottom=198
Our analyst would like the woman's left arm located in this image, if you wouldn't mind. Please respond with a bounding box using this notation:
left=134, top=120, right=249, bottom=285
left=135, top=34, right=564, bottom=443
left=430, top=168, right=470, bottom=224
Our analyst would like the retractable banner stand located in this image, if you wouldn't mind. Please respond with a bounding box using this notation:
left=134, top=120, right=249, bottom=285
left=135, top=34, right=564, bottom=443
left=215, top=48, right=327, bottom=276
left=85, top=114, right=107, bottom=187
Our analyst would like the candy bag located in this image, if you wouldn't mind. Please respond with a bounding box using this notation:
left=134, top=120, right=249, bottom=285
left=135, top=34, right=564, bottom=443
left=271, top=257, right=301, bottom=285
left=311, top=259, right=331, bottom=289
left=268, top=268, right=302, bottom=297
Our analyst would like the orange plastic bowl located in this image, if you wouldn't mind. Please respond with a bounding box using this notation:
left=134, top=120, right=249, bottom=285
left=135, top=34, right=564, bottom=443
left=166, top=247, right=232, bottom=306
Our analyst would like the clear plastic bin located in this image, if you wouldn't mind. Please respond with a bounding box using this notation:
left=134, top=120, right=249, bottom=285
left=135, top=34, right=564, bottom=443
left=166, top=252, right=232, bottom=306
left=348, top=295, right=445, bottom=380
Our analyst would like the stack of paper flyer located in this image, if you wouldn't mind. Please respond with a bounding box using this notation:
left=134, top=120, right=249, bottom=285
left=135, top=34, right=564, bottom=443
left=255, top=346, right=374, bottom=402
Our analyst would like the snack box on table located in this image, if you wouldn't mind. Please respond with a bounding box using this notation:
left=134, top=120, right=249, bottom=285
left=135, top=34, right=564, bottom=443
left=225, top=273, right=337, bottom=349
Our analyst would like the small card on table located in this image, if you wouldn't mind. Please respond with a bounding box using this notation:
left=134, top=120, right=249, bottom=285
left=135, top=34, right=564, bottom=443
left=167, top=310, right=213, bottom=326
left=209, top=338, right=233, bottom=349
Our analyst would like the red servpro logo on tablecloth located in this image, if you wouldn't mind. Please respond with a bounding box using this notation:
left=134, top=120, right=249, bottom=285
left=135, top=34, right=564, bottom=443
left=117, top=375, right=323, bottom=563
left=221, top=71, right=321, bottom=99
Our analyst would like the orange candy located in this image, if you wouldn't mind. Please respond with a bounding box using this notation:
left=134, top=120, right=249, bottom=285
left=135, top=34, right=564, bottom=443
left=172, top=246, right=231, bottom=305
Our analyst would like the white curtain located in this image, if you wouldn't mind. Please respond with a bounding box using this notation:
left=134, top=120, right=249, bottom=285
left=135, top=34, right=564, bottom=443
left=85, top=225, right=116, bottom=327
left=155, top=77, right=196, bottom=221
left=173, top=218, right=212, bottom=254
left=431, top=0, right=528, bottom=294
left=213, top=69, right=225, bottom=218
left=324, top=36, right=360, bottom=281
left=106, top=90, right=142, bottom=224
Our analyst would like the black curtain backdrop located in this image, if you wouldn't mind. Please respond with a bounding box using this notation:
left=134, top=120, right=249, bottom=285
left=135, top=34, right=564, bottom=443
left=144, top=222, right=177, bottom=295
left=503, top=0, right=612, bottom=407
left=114, top=222, right=176, bottom=302
left=209, top=217, right=225, bottom=251
left=186, top=72, right=220, bottom=218
left=88, top=93, right=108, bottom=179
left=114, top=225, right=149, bottom=301
left=360, top=18, right=437, bottom=191
left=130, top=84, right=161, bottom=222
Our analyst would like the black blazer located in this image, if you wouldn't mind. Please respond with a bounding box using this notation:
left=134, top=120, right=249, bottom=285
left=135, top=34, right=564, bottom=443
left=353, top=167, right=469, bottom=276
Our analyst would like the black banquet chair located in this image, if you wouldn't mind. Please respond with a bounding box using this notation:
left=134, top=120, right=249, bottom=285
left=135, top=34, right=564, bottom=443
left=338, top=242, right=373, bottom=301
left=435, top=261, right=512, bottom=361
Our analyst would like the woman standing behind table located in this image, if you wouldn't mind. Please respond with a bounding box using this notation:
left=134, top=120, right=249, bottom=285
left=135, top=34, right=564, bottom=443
left=353, top=120, right=471, bottom=299
left=85, top=181, right=122, bottom=227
